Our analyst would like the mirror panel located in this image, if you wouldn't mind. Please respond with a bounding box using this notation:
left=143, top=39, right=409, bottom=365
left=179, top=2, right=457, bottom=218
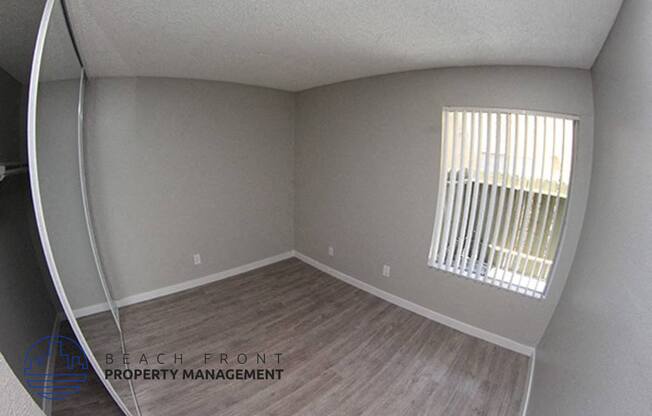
left=31, top=0, right=138, bottom=414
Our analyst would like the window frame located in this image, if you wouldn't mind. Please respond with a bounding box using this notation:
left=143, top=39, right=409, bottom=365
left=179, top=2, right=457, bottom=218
left=428, top=106, right=580, bottom=299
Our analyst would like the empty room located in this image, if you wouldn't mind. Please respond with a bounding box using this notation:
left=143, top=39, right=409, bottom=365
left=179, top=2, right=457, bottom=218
left=1, top=0, right=651, bottom=415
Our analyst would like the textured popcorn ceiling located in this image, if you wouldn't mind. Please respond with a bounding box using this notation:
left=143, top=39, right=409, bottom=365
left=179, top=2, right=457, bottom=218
left=65, top=0, right=623, bottom=91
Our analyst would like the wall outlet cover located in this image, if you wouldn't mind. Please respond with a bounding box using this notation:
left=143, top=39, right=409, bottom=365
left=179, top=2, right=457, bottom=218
left=382, top=264, right=391, bottom=277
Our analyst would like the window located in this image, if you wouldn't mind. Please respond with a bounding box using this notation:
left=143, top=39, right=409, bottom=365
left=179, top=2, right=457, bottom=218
left=428, top=107, right=575, bottom=298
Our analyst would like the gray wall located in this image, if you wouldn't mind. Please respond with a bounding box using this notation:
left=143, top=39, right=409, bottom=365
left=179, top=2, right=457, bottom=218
left=0, top=174, right=56, bottom=402
left=84, top=77, right=295, bottom=302
left=295, top=67, right=594, bottom=346
left=0, top=68, right=22, bottom=161
left=37, top=79, right=109, bottom=311
left=528, top=1, right=652, bottom=414
left=0, top=67, right=57, bottom=403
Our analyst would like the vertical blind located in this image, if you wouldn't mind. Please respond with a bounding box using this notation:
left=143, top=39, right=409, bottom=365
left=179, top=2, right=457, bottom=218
left=428, top=108, right=576, bottom=298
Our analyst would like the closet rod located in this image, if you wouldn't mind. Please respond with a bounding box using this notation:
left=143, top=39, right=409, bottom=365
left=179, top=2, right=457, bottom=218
left=0, top=163, right=28, bottom=182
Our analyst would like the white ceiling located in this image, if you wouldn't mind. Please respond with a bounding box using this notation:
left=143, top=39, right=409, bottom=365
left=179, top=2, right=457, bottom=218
left=66, top=0, right=622, bottom=92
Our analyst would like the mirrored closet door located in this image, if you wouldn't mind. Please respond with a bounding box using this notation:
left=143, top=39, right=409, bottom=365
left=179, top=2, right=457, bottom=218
left=28, top=0, right=139, bottom=414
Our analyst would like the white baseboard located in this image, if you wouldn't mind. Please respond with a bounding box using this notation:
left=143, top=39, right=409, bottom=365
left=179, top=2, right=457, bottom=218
left=521, top=350, right=536, bottom=415
left=71, top=249, right=534, bottom=357
left=115, top=251, right=294, bottom=308
left=41, top=313, right=62, bottom=415
left=293, top=251, right=535, bottom=357
left=72, top=302, right=111, bottom=318
left=73, top=251, right=294, bottom=318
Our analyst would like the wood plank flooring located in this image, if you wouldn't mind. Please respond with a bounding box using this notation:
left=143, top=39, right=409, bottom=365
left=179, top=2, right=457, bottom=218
left=112, top=258, right=528, bottom=416
left=76, top=310, right=139, bottom=415
left=52, top=321, right=124, bottom=416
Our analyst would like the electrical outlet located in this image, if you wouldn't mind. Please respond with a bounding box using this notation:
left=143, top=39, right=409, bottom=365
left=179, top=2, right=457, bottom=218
left=328, top=246, right=334, bottom=256
left=193, top=253, right=202, bottom=265
left=382, top=264, right=391, bottom=278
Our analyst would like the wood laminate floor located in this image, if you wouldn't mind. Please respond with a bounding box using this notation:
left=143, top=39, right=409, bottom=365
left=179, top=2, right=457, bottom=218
left=109, top=258, right=529, bottom=416
left=52, top=321, right=124, bottom=416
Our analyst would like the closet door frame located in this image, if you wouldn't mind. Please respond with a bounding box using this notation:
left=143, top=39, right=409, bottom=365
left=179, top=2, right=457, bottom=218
left=77, top=69, right=122, bottom=331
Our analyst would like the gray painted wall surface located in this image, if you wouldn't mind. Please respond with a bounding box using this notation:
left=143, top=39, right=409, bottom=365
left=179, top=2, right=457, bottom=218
left=528, top=1, right=652, bottom=414
left=0, top=68, right=22, bottom=161
left=295, top=67, right=594, bottom=346
left=0, top=175, right=56, bottom=403
left=0, top=68, right=56, bottom=404
left=36, top=79, right=109, bottom=310
left=84, top=77, right=295, bottom=301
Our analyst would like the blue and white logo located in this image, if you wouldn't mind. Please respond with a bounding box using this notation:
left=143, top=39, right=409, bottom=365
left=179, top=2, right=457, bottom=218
left=23, top=336, right=89, bottom=400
